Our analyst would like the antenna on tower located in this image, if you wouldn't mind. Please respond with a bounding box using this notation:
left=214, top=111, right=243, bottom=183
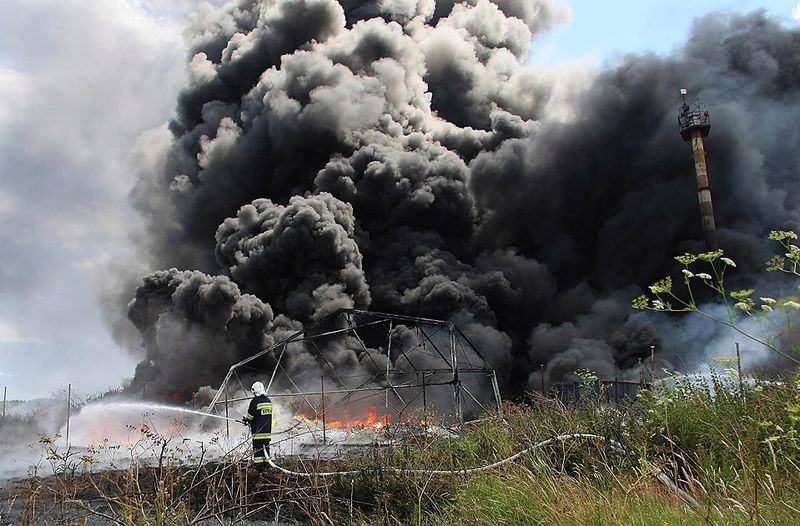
left=677, top=89, right=717, bottom=250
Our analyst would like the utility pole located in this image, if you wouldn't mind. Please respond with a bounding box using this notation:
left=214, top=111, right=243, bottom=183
left=2, top=386, right=6, bottom=418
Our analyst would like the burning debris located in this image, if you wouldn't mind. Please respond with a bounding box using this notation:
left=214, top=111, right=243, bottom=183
left=295, top=406, right=393, bottom=431
left=117, top=1, right=800, bottom=402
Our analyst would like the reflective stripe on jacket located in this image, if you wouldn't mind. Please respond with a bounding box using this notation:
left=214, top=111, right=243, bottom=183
left=246, top=394, right=273, bottom=438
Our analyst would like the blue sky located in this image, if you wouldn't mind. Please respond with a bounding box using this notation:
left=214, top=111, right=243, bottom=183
left=531, top=0, right=798, bottom=65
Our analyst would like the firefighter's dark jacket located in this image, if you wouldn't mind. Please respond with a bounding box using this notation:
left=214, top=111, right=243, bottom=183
left=246, top=394, right=273, bottom=440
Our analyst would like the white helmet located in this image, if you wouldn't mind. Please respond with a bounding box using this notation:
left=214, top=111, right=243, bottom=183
left=251, top=381, right=266, bottom=396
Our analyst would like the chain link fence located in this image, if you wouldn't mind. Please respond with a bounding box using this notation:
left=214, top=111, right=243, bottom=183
left=552, top=340, right=790, bottom=405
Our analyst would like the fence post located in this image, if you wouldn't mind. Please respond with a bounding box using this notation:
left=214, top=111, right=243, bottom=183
left=489, top=370, right=502, bottom=412
left=650, top=345, right=656, bottom=382
left=421, top=372, right=428, bottom=418
left=638, top=358, right=644, bottom=387
left=386, top=321, right=393, bottom=410
left=449, top=324, right=462, bottom=423
left=736, top=342, right=744, bottom=398
left=2, top=386, right=6, bottom=418
left=321, top=375, right=327, bottom=444
left=224, top=387, right=230, bottom=440
left=65, top=384, right=71, bottom=451
left=540, top=364, right=545, bottom=395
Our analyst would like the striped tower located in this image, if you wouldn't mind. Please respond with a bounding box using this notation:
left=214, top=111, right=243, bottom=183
left=678, top=89, right=717, bottom=250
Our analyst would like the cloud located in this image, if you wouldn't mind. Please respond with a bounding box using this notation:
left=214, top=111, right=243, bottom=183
left=0, top=320, right=44, bottom=345
left=0, top=0, right=192, bottom=398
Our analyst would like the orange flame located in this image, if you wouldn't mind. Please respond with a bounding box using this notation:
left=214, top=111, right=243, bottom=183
left=297, top=406, right=392, bottom=430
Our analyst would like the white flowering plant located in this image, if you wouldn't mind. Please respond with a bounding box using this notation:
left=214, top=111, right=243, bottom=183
left=632, top=231, right=800, bottom=364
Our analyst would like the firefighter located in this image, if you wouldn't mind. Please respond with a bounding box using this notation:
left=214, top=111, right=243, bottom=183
left=242, top=381, right=272, bottom=469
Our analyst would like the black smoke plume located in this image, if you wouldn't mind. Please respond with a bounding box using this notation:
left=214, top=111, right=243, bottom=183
left=124, top=1, right=800, bottom=399
left=215, top=192, right=370, bottom=320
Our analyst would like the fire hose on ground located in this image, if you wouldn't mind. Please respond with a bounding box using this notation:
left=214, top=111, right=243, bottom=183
left=264, top=433, right=700, bottom=509
left=209, top=409, right=698, bottom=508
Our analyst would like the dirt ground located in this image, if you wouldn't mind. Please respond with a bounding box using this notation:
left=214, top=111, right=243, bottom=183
left=1, top=477, right=294, bottom=525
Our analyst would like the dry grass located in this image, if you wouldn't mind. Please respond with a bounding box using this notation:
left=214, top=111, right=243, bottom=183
left=3, top=374, right=800, bottom=525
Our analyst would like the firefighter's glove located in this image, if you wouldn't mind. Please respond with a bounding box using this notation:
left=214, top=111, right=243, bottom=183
left=241, top=417, right=249, bottom=426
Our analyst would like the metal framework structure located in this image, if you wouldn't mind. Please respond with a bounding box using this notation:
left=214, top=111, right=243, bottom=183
left=205, top=309, right=501, bottom=435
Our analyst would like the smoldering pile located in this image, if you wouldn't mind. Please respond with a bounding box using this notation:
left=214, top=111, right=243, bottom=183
left=120, top=0, right=800, bottom=401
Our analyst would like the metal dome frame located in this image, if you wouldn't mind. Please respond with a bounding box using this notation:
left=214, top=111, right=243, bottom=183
left=204, top=308, right=502, bottom=429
